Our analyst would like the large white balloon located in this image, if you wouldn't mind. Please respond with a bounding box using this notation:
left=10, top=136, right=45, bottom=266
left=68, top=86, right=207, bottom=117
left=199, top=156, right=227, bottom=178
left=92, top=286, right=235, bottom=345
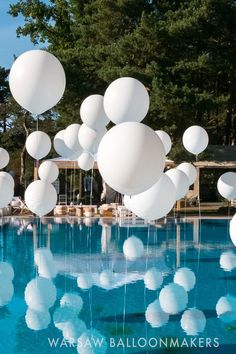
left=77, top=329, right=107, bottom=354
left=63, top=319, right=87, bottom=344
left=97, top=122, right=165, bottom=195
left=104, top=77, right=149, bottom=124
left=9, top=50, right=66, bottom=114
left=159, top=283, right=188, bottom=315
left=78, top=152, right=94, bottom=171
left=0, top=279, right=14, bottom=307
left=177, top=163, right=197, bottom=186
left=64, top=124, right=82, bottom=153
left=0, top=262, right=14, bottom=281
left=60, top=293, right=83, bottom=314
left=181, top=308, right=206, bottom=335
left=26, top=131, right=51, bottom=160
left=155, top=130, right=172, bottom=155
left=38, top=161, right=59, bottom=183
left=217, top=172, right=236, bottom=200
left=174, top=267, right=196, bottom=292
left=0, top=172, right=14, bottom=188
left=0, top=148, right=10, bottom=169
left=216, top=295, right=236, bottom=323
left=123, top=236, right=144, bottom=261
left=124, top=173, right=175, bottom=221
left=53, top=306, right=77, bottom=331
left=165, top=169, right=189, bottom=201
left=24, top=277, right=57, bottom=311
left=182, top=125, right=209, bottom=155
left=144, top=268, right=163, bottom=291
left=80, top=94, right=109, bottom=130
left=25, top=308, right=51, bottom=331
left=78, top=124, right=107, bottom=154
left=145, top=300, right=169, bottom=328
left=220, top=251, right=236, bottom=272
left=77, top=273, right=93, bottom=290
left=25, top=180, right=57, bottom=217
left=0, top=176, right=14, bottom=208
left=230, top=213, right=236, bottom=247
left=53, top=130, right=73, bottom=157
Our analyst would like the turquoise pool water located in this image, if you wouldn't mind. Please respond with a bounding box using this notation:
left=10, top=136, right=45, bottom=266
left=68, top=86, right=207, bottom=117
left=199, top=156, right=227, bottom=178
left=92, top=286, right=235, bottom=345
left=0, top=217, right=236, bottom=354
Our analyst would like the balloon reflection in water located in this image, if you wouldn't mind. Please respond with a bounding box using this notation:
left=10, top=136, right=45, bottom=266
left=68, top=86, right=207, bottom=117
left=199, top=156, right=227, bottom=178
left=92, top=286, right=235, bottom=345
left=123, top=235, right=144, bottom=261
left=216, top=295, right=236, bottom=323
left=77, top=273, right=93, bottom=290
left=174, top=267, right=196, bottom=292
left=53, top=306, right=78, bottom=331
left=77, top=329, right=107, bottom=354
left=220, top=251, right=236, bottom=272
left=25, top=308, right=51, bottom=331
left=159, top=283, right=188, bottom=315
left=0, top=262, right=14, bottom=307
left=180, top=308, right=206, bottom=336
left=60, top=293, right=83, bottom=314
left=144, top=267, right=163, bottom=291
left=63, top=318, right=87, bottom=344
left=145, top=300, right=169, bottom=328
left=34, top=247, right=58, bottom=279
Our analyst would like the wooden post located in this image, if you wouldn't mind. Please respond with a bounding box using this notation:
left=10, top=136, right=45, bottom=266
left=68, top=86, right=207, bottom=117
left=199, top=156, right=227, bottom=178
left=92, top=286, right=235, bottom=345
left=193, top=166, right=200, bottom=200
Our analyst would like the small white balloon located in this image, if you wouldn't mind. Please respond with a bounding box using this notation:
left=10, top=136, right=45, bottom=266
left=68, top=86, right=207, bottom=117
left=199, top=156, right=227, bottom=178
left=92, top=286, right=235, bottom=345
left=174, top=267, right=196, bottom=292
left=0, top=262, right=14, bottom=281
left=53, top=306, right=77, bottom=331
left=182, top=125, right=209, bottom=155
left=0, top=176, right=14, bottom=208
left=60, top=293, right=83, bottom=314
left=220, top=251, right=236, bottom=272
left=124, top=173, right=175, bottom=221
left=78, top=152, right=94, bottom=171
left=217, top=172, right=236, bottom=200
left=78, top=124, right=107, bottom=154
left=77, top=273, right=93, bottom=290
left=80, top=94, right=109, bottom=130
left=25, top=308, right=51, bottom=331
left=77, top=329, right=107, bottom=354
left=144, top=268, right=163, bottom=291
left=97, top=122, right=165, bottom=195
left=0, top=148, right=10, bottom=169
left=216, top=295, right=236, bottom=323
left=26, top=131, right=51, bottom=160
left=181, top=308, right=206, bottom=336
left=155, top=130, right=172, bottom=155
left=63, top=318, right=87, bottom=344
left=165, top=169, right=189, bottom=200
left=25, top=180, right=57, bottom=217
left=104, top=77, right=149, bottom=124
left=230, top=213, right=236, bottom=247
left=38, top=161, right=59, bottom=183
left=9, top=49, right=66, bottom=114
left=145, top=300, right=169, bottom=328
left=123, top=236, right=144, bottom=261
left=0, top=279, right=14, bottom=307
left=64, top=124, right=82, bottom=153
left=0, top=171, right=14, bottom=188
left=177, top=163, right=197, bottom=186
left=53, top=130, right=73, bottom=157
left=24, top=276, right=57, bottom=311
left=159, top=283, right=188, bottom=315
left=99, top=269, right=114, bottom=288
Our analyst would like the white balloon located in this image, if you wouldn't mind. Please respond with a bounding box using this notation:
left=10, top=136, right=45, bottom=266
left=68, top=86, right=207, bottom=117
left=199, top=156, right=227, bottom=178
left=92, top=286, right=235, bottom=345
left=0, top=176, right=14, bottom=208
left=177, top=163, right=197, bottom=186
left=53, top=130, right=74, bottom=157
left=123, top=236, right=144, bottom=261
left=174, top=267, right=196, bottom=292
left=63, top=319, right=87, bottom=344
left=77, top=329, right=107, bottom=354
left=0, top=148, right=10, bottom=169
left=9, top=49, right=66, bottom=114
left=60, top=293, right=83, bottom=314
left=182, top=125, right=209, bottom=155
left=220, top=251, right=236, bottom=272
left=181, top=308, right=206, bottom=335
left=78, top=124, right=107, bottom=154
left=38, top=161, right=59, bottom=183
left=38, top=260, right=58, bottom=279
left=124, top=173, right=175, bottom=221
left=0, top=279, right=14, bottom=307
left=145, top=300, right=169, bottom=328
left=25, top=308, right=51, bottom=331
left=0, top=172, right=14, bottom=188
left=144, top=267, right=163, bottom=291
left=77, top=273, right=93, bottom=290
left=104, top=77, right=149, bottom=124
left=64, top=124, right=82, bottom=153
left=53, top=306, right=77, bottom=331
left=25, top=277, right=56, bottom=311
left=25, top=180, right=57, bottom=217
left=216, top=295, right=236, bottom=323
left=97, top=122, right=165, bottom=195
left=155, top=130, right=172, bottom=155
left=26, top=131, right=51, bottom=160
left=165, top=169, right=189, bottom=201
left=99, top=269, right=114, bottom=288
left=159, top=283, right=188, bottom=315
left=78, top=152, right=94, bottom=171
left=230, top=213, right=236, bottom=247
left=217, top=172, right=236, bottom=200
left=0, top=262, right=14, bottom=281
left=80, top=94, right=109, bottom=130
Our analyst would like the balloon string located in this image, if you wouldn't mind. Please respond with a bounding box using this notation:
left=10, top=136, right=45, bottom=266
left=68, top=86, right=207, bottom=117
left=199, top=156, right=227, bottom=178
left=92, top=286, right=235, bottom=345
left=194, top=193, right=202, bottom=307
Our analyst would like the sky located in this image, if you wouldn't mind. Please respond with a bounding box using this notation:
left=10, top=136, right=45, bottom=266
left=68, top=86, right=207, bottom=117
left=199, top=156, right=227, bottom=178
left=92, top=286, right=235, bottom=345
left=0, top=0, right=41, bottom=69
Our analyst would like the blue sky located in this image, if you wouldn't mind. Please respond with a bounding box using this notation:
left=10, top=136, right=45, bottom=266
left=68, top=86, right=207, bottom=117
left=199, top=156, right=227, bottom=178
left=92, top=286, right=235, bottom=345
left=0, top=0, right=42, bottom=69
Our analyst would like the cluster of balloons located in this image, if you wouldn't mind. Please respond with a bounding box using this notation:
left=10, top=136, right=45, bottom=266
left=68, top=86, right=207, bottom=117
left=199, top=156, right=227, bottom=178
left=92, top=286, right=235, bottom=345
left=0, top=148, right=15, bottom=208
left=34, top=247, right=58, bottom=279
left=0, top=262, right=14, bottom=307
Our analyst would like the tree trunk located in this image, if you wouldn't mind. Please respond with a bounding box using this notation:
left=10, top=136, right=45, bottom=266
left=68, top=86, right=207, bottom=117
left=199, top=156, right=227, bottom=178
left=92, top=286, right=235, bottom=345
left=224, top=74, right=235, bottom=145
left=20, top=116, right=30, bottom=185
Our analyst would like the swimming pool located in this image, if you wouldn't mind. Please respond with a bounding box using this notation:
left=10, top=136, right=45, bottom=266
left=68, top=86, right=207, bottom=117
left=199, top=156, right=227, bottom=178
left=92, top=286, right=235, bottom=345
left=0, top=217, right=236, bottom=353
